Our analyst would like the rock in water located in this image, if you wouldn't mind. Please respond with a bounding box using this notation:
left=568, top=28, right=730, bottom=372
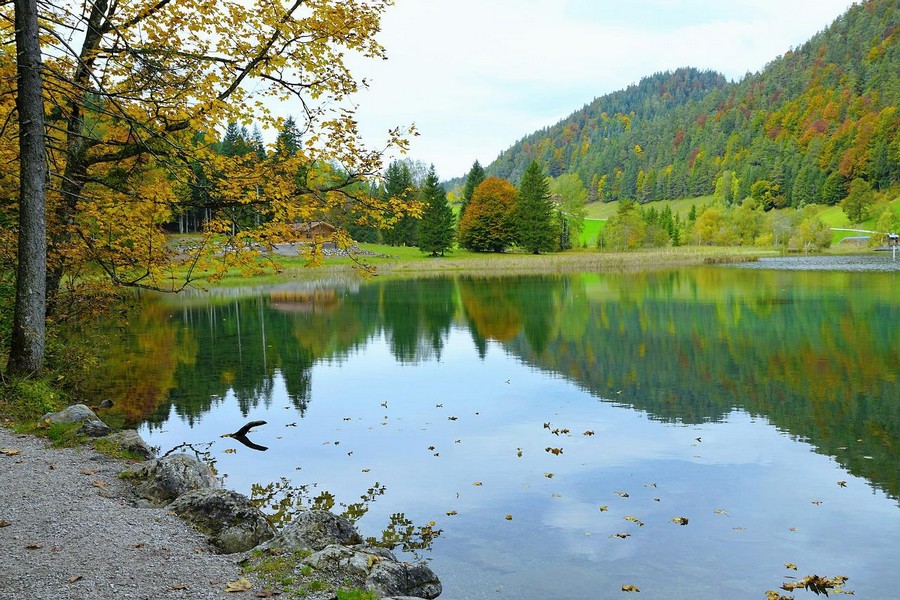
left=266, top=509, right=362, bottom=552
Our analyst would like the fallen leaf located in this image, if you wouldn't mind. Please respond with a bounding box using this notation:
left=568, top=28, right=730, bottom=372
left=69, top=575, right=82, bottom=583
left=446, top=510, right=457, bottom=516
left=516, top=448, right=523, bottom=457
left=171, top=584, right=187, bottom=590
left=0, top=448, right=21, bottom=456
left=789, top=527, right=797, bottom=532
left=256, top=589, right=280, bottom=598
left=0, top=520, right=10, bottom=527
left=80, top=468, right=96, bottom=475
left=472, top=482, right=483, bottom=487
left=672, top=517, right=689, bottom=526
left=599, top=506, right=609, bottom=512
left=622, top=584, right=640, bottom=592
left=505, top=514, right=513, bottom=521
left=132, top=542, right=145, bottom=548
left=614, top=491, right=630, bottom=498
left=224, top=577, right=252, bottom=592
left=811, top=500, right=822, bottom=505
left=545, top=447, right=563, bottom=455
left=713, top=509, right=729, bottom=516
left=92, top=480, right=107, bottom=489
left=544, top=473, right=554, bottom=479
left=26, top=543, right=42, bottom=550
left=785, top=563, right=798, bottom=571
left=624, top=516, right=645, bottom=527
left=361, top=469, right=370, bottom=473
left=837, top=481, right=847, bottom=487
left=224, top=449, right=237, bottom=454
left=448, top=416, right=458, bottom=421
left=611, top=533, right=631, bottom=539
left=583, top=431, right=595, bottom=436
left=427, top=446, right=435, bottom=451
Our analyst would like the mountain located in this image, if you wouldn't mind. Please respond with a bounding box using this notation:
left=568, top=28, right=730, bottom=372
left=479, top=0, right=898, bottom=208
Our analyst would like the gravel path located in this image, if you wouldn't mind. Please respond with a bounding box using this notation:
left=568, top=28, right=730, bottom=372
left=0, top=427, right=255, bottom=600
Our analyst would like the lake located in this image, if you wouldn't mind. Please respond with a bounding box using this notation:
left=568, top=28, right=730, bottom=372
left=92, top=263, right=899, bottom=599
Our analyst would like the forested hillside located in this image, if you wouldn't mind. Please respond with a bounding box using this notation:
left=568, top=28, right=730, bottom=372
left=484, top=0, right=898, bottom=209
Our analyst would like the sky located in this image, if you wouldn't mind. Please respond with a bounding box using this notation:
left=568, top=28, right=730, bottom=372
left=342, top=0, right=855, bottom=180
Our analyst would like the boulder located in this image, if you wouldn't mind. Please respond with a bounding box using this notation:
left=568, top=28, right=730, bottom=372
left=78, top=419, right=111, bottom=437
left=40, top=404, right=99, bottom=425
left=266, top=509, right=362, bottom=552
left=366, top=559, right=442, bottom=599
left=169, top=488, right=274, bottom=554
left=133, top=453, right=218, bottom=505
left=103, top=429, right=155, bottom=460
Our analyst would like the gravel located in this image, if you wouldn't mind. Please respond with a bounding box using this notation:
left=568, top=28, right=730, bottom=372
left=0, top=426, right=255, bottom=600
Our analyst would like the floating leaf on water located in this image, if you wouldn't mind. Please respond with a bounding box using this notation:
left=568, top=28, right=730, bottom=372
left=224, top=448, right=237, bottom=454
left=473, top=482, right=483, bottom=487
left=583, top=431, right=595, bottom=436
left=785, top=563, right=798, bottom=571
left=560, top=429, right=570, bottom=435
left=672, top=517, right=689, bottom=526
left=361, top=469, right=370, bottom=473
left=713, top=509, right=729, bottom=516
left=446, top=510, right=457, bottom=516
left=505, top=514, right=513, bottom=521
left=544, top=473, right=554, bottom=479
left=614, top=491, right=630, bottom=498
left=448, top=416, right=458, bottom=421
left=837, top=481, right=847, bottom=487
left=545, top=447, right=563, bottom=455
left=811, top=500, right=822, bottom=505
left=611, top=533, right=631, bottom=539
left=788, top=527, right=797, bottom=532
left=621, top=584, right=640, bottom=592
left=427, top=446, right=435, bottom=451
left=624, top=516, right=644, bottom=526
left=224, top=577, right=252, bottom=592
left=599, top=506, right=609, bottom=512
left=516, top=448, right=523, bottom=457
left=543, top=422, right=551, bottom=429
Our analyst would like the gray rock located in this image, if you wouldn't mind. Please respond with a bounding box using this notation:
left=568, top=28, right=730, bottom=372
left=103, top=429, right=155, bottom=460
left=40, top=404, right=99, bottom=425
left=77, top=419, right=111, bottom=437
left=169, top=488, right=274, bottom=554
left=366, top=559, right=442, bottom=599
left=266, top=509, right=362, bottom=552
left=133, top=454, right=218, bottom=505
left=98, top=399, right=114, bottom=408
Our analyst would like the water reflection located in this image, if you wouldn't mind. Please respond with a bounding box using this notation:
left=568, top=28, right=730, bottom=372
left=97, top=269, right=898, bottom=502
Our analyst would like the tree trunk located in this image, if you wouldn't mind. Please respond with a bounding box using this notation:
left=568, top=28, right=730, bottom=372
left=7, top=0, right=48, bottom=375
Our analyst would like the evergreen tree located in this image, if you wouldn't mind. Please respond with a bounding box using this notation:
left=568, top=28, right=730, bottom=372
left=515, top=161, right=557, bottom=253
left=382, top=160, right=418, bottom=246
left=418, top=166, right=455, bottom=256
left=459, top=160, right=485, bottom=225
left=276, top=116, right=302, bottom=156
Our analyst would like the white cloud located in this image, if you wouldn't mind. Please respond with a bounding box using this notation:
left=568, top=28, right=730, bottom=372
left=337, top=0, right=854, bottom=179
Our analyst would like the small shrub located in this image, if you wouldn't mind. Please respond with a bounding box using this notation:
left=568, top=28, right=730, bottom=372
left=337, top=589, right=378, bottom=600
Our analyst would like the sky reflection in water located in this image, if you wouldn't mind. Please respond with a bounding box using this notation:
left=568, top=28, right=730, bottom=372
left=103, top=269, right=898, bottom=600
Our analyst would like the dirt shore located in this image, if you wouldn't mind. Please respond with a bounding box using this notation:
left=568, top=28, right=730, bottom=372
left=0, top=427, right=255, bottom=600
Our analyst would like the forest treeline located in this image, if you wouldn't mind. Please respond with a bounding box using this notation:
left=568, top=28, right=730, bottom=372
left=475, top=0, right=897, bottom=210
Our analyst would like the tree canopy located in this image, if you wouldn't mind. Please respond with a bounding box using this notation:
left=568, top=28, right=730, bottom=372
left=514, top=161, right=557, bottom=254
left=458, top=178, right=518, bottom=252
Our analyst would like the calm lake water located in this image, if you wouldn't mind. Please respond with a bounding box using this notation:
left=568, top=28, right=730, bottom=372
left=93, top=264, right=899, bottom=600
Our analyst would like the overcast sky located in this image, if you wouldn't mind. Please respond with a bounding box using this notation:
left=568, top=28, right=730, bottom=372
left=342, top=0, right=853, bottom=180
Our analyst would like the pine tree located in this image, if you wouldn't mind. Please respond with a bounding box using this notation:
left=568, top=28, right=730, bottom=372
left=418, top=166, right=455, bottom=256
left=276, top=116, right=302, bottom=156
left=382, top=161, right=418, bottom=246
left=459, top=160, right=485, bottom=224
left=515, top=161, right=557, bottom=254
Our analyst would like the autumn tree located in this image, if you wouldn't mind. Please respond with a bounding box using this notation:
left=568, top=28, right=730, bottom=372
left=1, top=0, right=414, bottom=373
left=599, top=200, right=646, bottom=251
left=514, top=161, right=557, bottom=254
left=458, top=178, right=518, bottom=252
left=6, top=0, right=47, bottom=375
left=418, top=166, right=455, bottom=257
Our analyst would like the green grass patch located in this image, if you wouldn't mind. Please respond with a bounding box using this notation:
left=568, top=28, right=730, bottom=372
left=580, top=219, right=606, bottom=247
left=336, top=589, right=378, bottom=600
left=0, top=377, right=63, bottom=423
left=92, top=437, right=147, bottom=462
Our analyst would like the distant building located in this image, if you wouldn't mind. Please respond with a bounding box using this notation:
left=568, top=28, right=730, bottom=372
left=888, top=233, right=899, bottom=248
left=291, top=221, right=337, bottom=241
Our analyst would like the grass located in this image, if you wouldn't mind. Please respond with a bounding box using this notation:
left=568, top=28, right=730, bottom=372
left=0, top=377, right=63, bottom=423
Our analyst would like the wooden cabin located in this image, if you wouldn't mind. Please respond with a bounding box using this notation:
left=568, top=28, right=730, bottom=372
left=290, top=221, right=337, bottom=241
